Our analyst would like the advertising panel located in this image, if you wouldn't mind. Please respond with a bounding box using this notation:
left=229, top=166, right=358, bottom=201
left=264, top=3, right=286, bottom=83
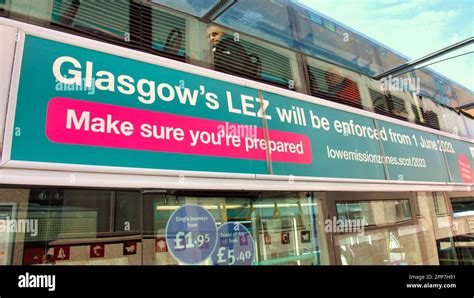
left=6, top=35, right=474, bottom=184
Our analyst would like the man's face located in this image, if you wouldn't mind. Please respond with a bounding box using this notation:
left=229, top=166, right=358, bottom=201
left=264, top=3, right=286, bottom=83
left=207, top=26, right=224, bottom=46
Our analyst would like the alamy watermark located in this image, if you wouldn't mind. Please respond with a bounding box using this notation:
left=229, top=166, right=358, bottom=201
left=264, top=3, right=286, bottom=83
left=55, top=78, right=96, bottom=95
left=18, top=272, right=56, bottom=292
left=324, top=216, right=367, bottom=236
left=379, top=75, right=420, bottom=95
left=217, top=122, right=257, bottom=139
left=0, top=217, right=38, bottom=237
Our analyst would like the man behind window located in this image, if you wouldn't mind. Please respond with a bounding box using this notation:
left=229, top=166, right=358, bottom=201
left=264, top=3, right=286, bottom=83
left=206, top=25, right=258, bottom=79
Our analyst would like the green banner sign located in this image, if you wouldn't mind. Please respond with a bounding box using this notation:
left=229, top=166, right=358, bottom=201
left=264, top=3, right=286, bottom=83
left=9, top=35, right=474, bottom=184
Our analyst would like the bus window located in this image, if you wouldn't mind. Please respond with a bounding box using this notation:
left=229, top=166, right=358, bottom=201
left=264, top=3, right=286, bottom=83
left=149, top=5, right=187, bottom=60
left=51, top=0, right=131, bottom=46
left=23, top=189, right=143, bottom=265
left=307, top=61, right=362, bottom=108
left=388, top=94, right=409, bottom=120
left=292, top=3, right=384, bottom=76
left=378, top=49, right=409, bottom=77
left=451, top=197, right=474, bottom=218
left=452, top=84, right=474, bottom=115
left=208, top=26, right=295, bottom=89
left=215, top=0, right=294, bottom=48
left=336, top=199, right=412, bottom=227
left=114, top=191, right=141, bottom=233
left=462, top=113, right=474, bottom=138
left=143, top=191, right=328, bottom=265
left=420, top=97, right=442, bottom=130
left=254, top=192, right=326, bottom=265
left=424, top=111, right=441, bottom=130
left=151, top=0, right=219, bottom=18
left=239, top=39, right=293, bottom=88
left=434, top=78, right=456, bottom=106
left=436, top=234, right=474, bottom=265
left=439, top=106, right=466, bottom=136
left=369, top=88, right=390, bottom=116
left=415, top=70, right=438, bottom=101
left=333, top=199, right=431, bottom=265
left=404, top=91, right=424, bottom=125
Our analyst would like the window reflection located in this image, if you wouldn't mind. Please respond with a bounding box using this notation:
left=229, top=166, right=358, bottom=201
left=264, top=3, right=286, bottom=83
left=151, top=6, right=187, bottom=57
left=146, top=192, right=326, bottom=265
left=336, top=228, right=424, bottom=265
left=308, top=65, right=362, bottom=108
left=151, top=0, right=220, bottom=18
left=336, top=199, right=412, bottom=227
left=52, top=0, right=131, bottom=43
left=292, top=3, right=383, bottom=76
left=24, top=189, right=142, bottom=265
left=451, top=197, right=474, bottom=218
left=216, top=0, right=294, bottom=48
left=209, top=27, right=294, bottom=88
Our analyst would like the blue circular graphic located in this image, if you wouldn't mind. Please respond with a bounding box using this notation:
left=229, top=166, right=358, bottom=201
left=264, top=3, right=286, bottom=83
left=211, top=222, right=255, bottom=265
left=165, top=204, right=218, bottom=264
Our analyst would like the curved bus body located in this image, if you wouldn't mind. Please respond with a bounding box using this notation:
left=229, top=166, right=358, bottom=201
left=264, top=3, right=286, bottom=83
left=0, top=1, right=472, bottom=266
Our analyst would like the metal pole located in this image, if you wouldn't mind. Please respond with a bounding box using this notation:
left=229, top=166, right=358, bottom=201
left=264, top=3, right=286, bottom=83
left=373, top=37, right=474, bottom=80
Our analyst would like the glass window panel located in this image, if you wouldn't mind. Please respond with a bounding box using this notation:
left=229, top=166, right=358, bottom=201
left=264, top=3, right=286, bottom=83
left=114, top=191, right=141, bottom=233
left=144, top=192, right=327, bottom=265
left=208, top=27, right=294, bottom=88
left=23, top=189, right=143, bottom=265
left=420, top=97, right=442, bottom=130
left=51, top=0, right=130, bottom=43
left=241, top=40, right=293, bottom=86
left=57, top=189, right=112, bottom=237
left=336, top=199, right=412, bottom=227
left=307, top=65, right=362, bottom=108
left=25, top=189, right=111, bottom=243
left=336, top=226, right=431, bottom=265
left=434, top=78, right=455, bottom=106
left=308, top=11, right=322, bottom=25
left=415, top=70, right=438, bottom=100
left=378, top=50, right=409, bottom=74
left=451, top=197, right=474, bottom=217
left=437, top=235, right=474, bottom=265
left=150, top=6, right=187, bottom=57
left=451, top=110, right=469, bottom=137
left=254, top=192, right=322, bottom=265
left=369, top=88, right=390, bottom=115
left=215, top=0, right=294, bottom=48
left=462, top=114, right=474, bottom=138
left=292, top=3, right=384, bottom=76
left=151, top=0, right=220, bottom=18
left=322, top=19, right=335, bottom=32
left=438, top=105, right=466, bottom=136
left=452, top=85, right=474, bottom=111
left=389, top=95, right=408, bottom=120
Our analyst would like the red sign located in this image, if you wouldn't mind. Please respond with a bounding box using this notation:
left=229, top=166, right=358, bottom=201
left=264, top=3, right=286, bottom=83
left=123, top=241, right=137, bottom=255
left=458, top=154, right=473, bottom=183
left=155, top=237, right=168, bottom=253
left=23, top=248, right=45, bottom=265
left=46, top=97, right=313, bottom=164
left=53, top=246, right=70, bottom=261
left=90, top=243, right=105, bottom=258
